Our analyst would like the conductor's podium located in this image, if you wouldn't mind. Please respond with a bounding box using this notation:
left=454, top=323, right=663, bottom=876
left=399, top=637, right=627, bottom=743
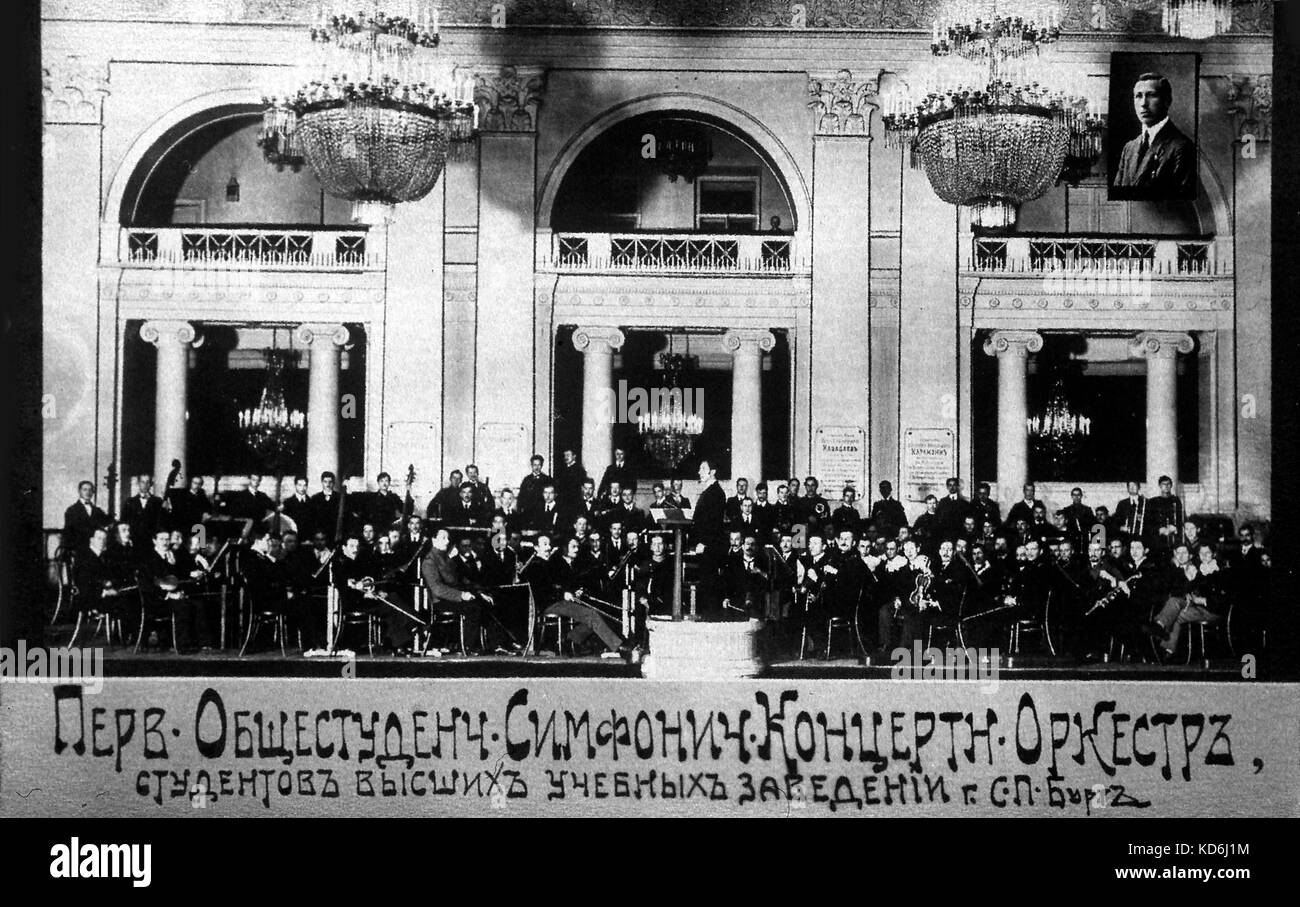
left=642, top=617, right=765, bottom=680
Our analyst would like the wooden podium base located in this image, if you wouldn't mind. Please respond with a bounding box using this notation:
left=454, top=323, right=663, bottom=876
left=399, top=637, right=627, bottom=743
left=642, top=617, right=765, bottom=680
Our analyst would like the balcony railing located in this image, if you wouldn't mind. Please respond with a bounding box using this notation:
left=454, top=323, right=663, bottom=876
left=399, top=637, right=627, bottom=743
left=543, top=232, right=801, bottom=274
left=966, top=235, right=1228, bottom=276
left=119, top=226, right=381, bottom=270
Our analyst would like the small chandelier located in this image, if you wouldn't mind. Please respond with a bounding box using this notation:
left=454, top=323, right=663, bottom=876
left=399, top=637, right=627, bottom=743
left=1163, top=0, right=1232, bottom=40
left=259, top=2, right=478, bottom=224
left=638, top=341, right=704, bottom=470
left=239, top=346, right=306, bottom=473
left=650, top=124, right=713, bottom=183
left=884, top=1, right=1104, bottom=228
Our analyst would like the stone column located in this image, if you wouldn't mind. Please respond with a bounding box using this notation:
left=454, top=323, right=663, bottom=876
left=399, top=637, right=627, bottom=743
left=723, top=329, right=776, bottom=482
left=295, top=323, right=351, bottom=484
left=573, top=327, right=625, bottom=481
left=1131, top=331, right=1194, bottom=487
left=139, top=320, right=199, bottom=485
left=982, top=330, right=1043, bottom=502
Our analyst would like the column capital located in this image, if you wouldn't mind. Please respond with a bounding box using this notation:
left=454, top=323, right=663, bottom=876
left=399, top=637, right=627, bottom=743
left=294, top=323, right=351, bottom=349
left=472, top=65, right=547, bottom=133
left=140, top=320, right=200, bottom=347
left=721, top=329, right=776, bottom=354
left=43, top=53, right=110, bottom=125
left=982, top=330, right=1043, bottom=358
left=807, top=69, right=882, bottom=137
left=572, top=326, right=625, bottom=353
left=1130, top=331, right=1194, bottom=359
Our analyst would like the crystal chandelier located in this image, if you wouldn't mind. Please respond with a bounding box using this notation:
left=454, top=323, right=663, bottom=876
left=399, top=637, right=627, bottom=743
left=259, top=2, right=478, bottom=224
left=238, top=347, right=306, bottom=474
left=638, top=344, right=704, bottom=470
left=1027, top=375, right=1090, bottom=476
left=650, top=123, right=713, bottom=183
left=1163, top=0, right=1232, bottom=39
left=883, top=1, right=1104, bottom=227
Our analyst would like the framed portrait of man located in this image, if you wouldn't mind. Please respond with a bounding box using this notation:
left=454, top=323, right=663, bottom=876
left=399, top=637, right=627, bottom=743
left=1107, top=52, right=1200, bottom=201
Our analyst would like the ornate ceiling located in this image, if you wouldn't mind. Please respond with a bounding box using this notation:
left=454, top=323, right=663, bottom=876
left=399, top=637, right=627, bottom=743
left=42, top=0, right=1273, bottom=33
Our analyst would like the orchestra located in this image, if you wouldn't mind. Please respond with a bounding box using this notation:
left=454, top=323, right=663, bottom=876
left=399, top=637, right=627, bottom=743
left=51, top=458, right=1273, bottom=668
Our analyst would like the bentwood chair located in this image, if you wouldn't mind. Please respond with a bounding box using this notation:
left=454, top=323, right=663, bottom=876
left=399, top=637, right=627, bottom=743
left=134, top=590, right=179, bottom=655
left=537, top=612, right=571, bottom=656
left=69, top=606, right=126, bottom=648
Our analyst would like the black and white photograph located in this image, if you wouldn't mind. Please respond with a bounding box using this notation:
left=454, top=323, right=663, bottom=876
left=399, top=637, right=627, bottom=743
left=1, top=0, right=1296, bottom=883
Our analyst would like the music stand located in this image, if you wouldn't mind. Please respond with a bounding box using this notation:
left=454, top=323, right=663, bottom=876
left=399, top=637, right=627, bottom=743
left=651, top=508, right=693, bottom=622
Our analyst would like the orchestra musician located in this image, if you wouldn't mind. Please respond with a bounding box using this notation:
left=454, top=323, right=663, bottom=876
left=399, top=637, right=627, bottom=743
left=869, top=481, right=908, bottom=542
left=1112, top=480, right=1148, bottom=543
left=723, top=477, right=750, bottom=525
left=831, top=486, right=863, bottom=538
left=666, top=477, right=692, bottom=510
left=141, top=527, right=216, bottom=652
left=309, top=472, right=343, bottom=540
left=1146, top=542, right=1218, bottom=658
left=63, top=480, right=109, bottom=556
left=635, top=534, right=675, bottom=617
left=166, top=474, right=211, bottom=534
left=1004, top=483, right=1044, bottom=530
left=72, top=527, right=126, bottom=620
left=770, top=483, right=797, bottom=539
left=427, top=469, right=465, bottom=522
left=1060, top=487, right=1097, bottom=551
left=530, top=534, right=630, bottom=658
left=366, top=472, right=405, bottom=529
left=877, top=539, right=927, bottom=654
left=419, top=526, right=488, bottom=655
left=972, top=482, right=1001, bottom=534
left=517, top=455, right=551, bottom=516
left=554, top=449, right=588, bottom=510
left=798, top=534, right=837, bottom=651
left=123, top=474, right=165, bottom=544
left=934, top=478, right=974, bottom=540
left=526, top=483, right=564, bottom=534
left=597, top=447, right=636, bottom=498
left=280, top=477, right=314, bottom=538
left=463, top=464, right=495, bottom=520
left=1147, top=475, right=1185, bottom=552
left=722, top=531, right=770, bottom=616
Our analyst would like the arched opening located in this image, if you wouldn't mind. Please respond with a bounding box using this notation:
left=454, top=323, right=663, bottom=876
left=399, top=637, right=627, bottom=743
left=118, top=103, right=353, bottom=227
left=550, top=110, right=797, bottom=234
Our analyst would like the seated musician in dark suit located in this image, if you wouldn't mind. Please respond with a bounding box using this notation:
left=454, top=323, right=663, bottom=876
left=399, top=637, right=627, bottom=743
left=72, top=527, right=127, bottom=618
left=722, top=531, right=770, bottom=616
left=481, top=531, right=526, bottom=650
left=1147, top=543, right=1220, bottom=658
left=331, top=532, right=415, bottom=654
left=729, top=496, right=765, bottom=541
left=63, top=480, right=109, bottom=557
left=240, top=529, right=302, bottom=649
left=493, top=487, right=524, bottom=536
left=1088, top=538, right=1162, bottom=659
left=420, top=526, right=486, bottom=655
left=877, top=540, right=926, bottom=653
left=108, top=522, right=141, bottom=582
left=446, top=482, right=487, bottom=529
left=769, top=483, right=797, bottom=539
left=617, top=487, right=650, bottom=534
left=141, top=528, right=215, bottom=652
left=426, top=469, right=464, bottom=522
left=527, top=534, right=629, bottom=657
left=635, top=534, right=676, bottom=617
left=463, top=465, right=496, bottom=522
left=956, top=544, right=1004, bottom=647
left=231, top=474, right=277, bottom=524
left=929, top=540, right=970, bottom=634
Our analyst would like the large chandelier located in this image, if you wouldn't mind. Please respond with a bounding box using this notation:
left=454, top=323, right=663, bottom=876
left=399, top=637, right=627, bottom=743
left=638, top=345, right=704, bottom=470
left=1027, top=375, right=1090, bottom=476
left=1163, top=1, right=1232, bottom=39
left=884, top=1, right=1104, bottom=228
left=260, top=2, right=477, bottom=224
left=238, top=347, right=306, bottom=474
left=650, top=123, right=713, bottom=183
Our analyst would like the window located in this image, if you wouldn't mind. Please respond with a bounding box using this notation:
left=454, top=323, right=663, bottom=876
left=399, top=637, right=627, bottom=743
left=697, top=175, right=758, bottom=232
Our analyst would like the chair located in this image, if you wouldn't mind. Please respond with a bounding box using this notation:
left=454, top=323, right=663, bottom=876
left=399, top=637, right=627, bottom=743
left=69, top=607, right=126, bottom=648
left=1181, top=603, right=1234, bottom=667
left=427, top=610, right=469, bottom=656
left=1007, top=591, right=1052, bottom=659
left=822, top=616, right=858, bottom=660
left=134, top=594, right=179, bottom=655
left=240, top=588, right=297, bottom=657
left=926, top=591, right=966, bottom=650
left=50, top=553, right=74, bottom=626
left=332, top=606, right=381, bottom=656
left=537, top=612, right=571, bottom=656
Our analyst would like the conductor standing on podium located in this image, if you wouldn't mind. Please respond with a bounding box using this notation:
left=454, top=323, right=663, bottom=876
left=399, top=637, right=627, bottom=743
left=692, top=459, right=727, bottom=612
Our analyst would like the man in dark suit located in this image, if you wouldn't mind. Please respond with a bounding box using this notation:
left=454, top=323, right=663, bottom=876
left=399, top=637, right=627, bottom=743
left=63, top=480, right=108, bottom=555
left=666, top=477, right=692, bottom=510
left=830, top=486, right=863, bottom=537
left=309, top=472, right=344, bottom=541
left=366, top=472, right=405, bottom=530
left=230, top=474, right=276, bottom=524
left=122, top=474, right=165, bottom=546
left=553, top=449, right=588, bottom=511
left=1146, top=475, right=1185, bottom=552
left=1112, top=480, right=1148, bottom=543
left=869, top=480, right=908, bottom=541
left=972, top=482, right=1001, bottom=533
left=934, top=477, right=974, bottom=540
left=1059, top=486, right=1096, bottom=551
left=1004, top=483, right=1043, bottom=530
left=167, top=475, right=212, bottom=534
left=448, top=482, right=487, bottom=529
left=463, top=464, right=495, bottom=520
left=597, top=447, right=636, bottom=499
left=723, top=477, right=750, bottom=525
left=691, top=460, right=727, bottom=610
left=280, top=476, right=314, bottom=538
left=1112, top=72, right=1196, bottom=199
left=517, top=456, right=550, bottom=516
left=72, top=527, right=125, bottom=618
left=427, top=469, right=465, bottom=522
left=526, top=484, right=565, bottom=534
